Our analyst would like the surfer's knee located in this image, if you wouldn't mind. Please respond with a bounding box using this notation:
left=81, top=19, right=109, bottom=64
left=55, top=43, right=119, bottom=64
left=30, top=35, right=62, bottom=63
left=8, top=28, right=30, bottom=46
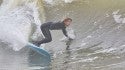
left=45, top=38, right=52, bottom=43
left=48, top=38, right=52, bottom=42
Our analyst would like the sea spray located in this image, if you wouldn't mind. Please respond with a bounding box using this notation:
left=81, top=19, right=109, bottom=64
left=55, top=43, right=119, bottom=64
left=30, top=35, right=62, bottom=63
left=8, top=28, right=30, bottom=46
left=0, top=7, right=32, bottom=51
left=0, top=1, right=44, bottom=51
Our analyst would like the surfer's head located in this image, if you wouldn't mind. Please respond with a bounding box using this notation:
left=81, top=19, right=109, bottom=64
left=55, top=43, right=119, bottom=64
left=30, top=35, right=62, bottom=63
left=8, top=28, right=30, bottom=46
left=63, top=18, right=72, bottom=26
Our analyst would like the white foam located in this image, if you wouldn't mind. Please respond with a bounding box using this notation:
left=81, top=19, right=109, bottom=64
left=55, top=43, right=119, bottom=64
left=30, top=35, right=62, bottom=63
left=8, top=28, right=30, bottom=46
left=95, top=48, right=117, bottom=53
left=87, top=35, right=92, bottom=38
left=64, top=0, right=74, bottom=3
left=0, top=8, right=30, bottom=51
left=67, top=27, right=76, bottom=39
left=43, top=0, right=74, bottom=5
left=0, top=2, right=42, bottom=51
left=29, top=66, right=46, bottom=70
left=43, top=0, right=53, bottom=4
left=60, top=36, right=69, bottom=42
left=112, top=10, right=125, bottom=24
left=69, top=57, right=98, bottom=64
left=80, top=43, right=87, bottom=47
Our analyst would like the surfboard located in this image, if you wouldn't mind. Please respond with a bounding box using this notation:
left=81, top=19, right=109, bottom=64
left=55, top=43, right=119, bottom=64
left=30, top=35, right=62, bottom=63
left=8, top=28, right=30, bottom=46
left=26, top=43, right=51, bottom=60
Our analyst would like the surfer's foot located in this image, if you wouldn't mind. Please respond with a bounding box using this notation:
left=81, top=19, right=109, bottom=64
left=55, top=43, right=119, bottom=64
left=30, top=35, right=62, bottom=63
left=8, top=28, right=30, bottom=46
left=31, top=41, right=41, bottom=47
left=34, top=43, right=41, bottom=47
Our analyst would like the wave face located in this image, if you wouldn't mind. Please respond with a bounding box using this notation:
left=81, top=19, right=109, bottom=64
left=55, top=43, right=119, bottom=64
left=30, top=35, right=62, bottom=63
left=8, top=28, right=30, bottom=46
left=44, top=0, right=125, bottom=54
left=43, top=0, right=125, bottom=70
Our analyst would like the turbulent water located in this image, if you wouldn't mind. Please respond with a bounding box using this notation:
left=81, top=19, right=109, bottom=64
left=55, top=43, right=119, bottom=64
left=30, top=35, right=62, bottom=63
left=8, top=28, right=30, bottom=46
left=0, top=0, right=125, bottom=70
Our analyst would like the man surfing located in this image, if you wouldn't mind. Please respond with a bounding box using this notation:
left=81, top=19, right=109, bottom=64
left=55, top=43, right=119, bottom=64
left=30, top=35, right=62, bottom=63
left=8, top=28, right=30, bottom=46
left=32, top=18, right=72, bottom=47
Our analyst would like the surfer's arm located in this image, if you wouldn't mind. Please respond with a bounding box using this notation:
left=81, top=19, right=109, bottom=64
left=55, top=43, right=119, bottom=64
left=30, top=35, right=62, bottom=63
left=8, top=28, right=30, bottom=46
left=62, top=28, right=68, bottom=37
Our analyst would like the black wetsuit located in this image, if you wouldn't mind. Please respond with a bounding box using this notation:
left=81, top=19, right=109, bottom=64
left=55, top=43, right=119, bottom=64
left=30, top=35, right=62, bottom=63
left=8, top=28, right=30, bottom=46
left=35, top=21, right=68, bottom=46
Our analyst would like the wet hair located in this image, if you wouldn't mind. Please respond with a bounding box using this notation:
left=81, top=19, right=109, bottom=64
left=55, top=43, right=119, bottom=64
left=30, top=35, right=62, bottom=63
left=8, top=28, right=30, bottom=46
left=63, top=18, right=72, bottom=22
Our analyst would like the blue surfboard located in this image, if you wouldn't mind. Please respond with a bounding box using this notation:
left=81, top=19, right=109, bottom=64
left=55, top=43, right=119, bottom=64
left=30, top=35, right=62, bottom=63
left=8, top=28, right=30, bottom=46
left=26, top=43, right=51, bottom=60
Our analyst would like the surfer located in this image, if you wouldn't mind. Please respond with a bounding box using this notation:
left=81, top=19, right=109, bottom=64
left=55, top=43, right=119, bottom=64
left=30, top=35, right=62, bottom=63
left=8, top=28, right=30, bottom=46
left=33, top=18, right=72, bottom=47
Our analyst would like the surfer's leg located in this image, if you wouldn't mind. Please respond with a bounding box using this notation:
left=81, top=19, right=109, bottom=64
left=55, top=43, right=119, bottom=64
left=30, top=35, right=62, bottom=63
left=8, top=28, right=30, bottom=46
left=32, top=23, right=52, bottom=46
left=38, top=27, right=52, bottom=44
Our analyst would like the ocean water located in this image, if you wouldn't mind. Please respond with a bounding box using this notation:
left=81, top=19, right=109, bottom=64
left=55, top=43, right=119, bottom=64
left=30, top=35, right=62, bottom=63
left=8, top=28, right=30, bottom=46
left=0, top=0, right=125, bottom=70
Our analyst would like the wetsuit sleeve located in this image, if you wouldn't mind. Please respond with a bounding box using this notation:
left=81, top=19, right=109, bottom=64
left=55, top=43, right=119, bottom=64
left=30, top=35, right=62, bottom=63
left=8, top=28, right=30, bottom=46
left=62, top=28, right=68, bottom=37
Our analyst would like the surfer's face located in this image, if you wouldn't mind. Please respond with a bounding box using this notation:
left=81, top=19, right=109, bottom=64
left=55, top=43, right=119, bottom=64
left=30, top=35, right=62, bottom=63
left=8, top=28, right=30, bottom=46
left=64, top=20, right=72, bottom=26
